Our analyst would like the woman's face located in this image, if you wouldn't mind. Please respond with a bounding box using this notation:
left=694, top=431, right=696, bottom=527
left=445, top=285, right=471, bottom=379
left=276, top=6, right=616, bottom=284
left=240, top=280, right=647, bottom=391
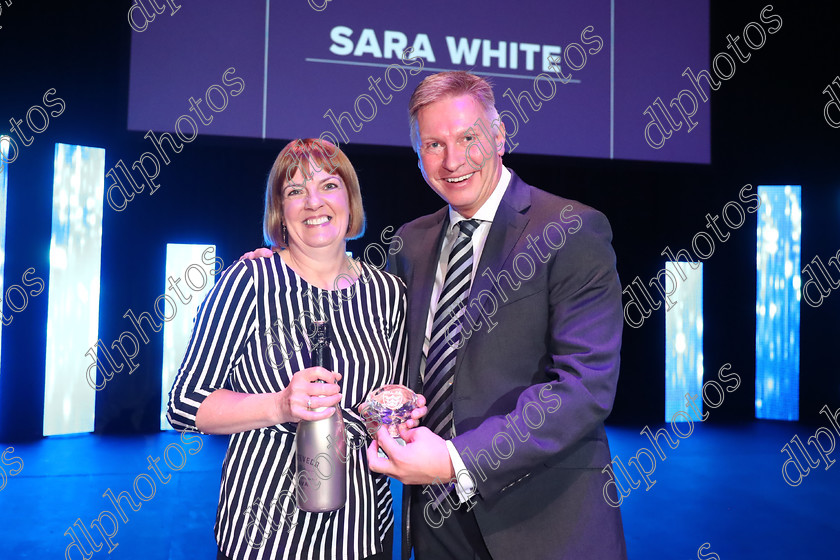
left=282, top=167, right=351, bottom=252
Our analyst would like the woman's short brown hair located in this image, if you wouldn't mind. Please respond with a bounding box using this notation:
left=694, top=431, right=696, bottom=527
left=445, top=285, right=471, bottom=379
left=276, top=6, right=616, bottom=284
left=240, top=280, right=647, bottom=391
left=263, top=138, right=365, bottom=248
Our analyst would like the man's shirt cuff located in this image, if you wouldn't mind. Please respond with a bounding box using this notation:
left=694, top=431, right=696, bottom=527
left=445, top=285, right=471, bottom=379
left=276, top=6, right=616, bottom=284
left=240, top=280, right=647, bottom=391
left=446, top=440, right=478, bottom=502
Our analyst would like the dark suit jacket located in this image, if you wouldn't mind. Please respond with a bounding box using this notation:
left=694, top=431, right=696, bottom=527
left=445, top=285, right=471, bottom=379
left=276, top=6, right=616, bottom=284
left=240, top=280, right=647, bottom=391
left=388, top=170, right=627, bottom=559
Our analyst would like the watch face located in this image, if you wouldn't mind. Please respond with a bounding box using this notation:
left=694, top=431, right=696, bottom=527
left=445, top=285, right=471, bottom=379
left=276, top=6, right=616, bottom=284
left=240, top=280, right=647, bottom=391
left=365, top=384, right=418, bottom=437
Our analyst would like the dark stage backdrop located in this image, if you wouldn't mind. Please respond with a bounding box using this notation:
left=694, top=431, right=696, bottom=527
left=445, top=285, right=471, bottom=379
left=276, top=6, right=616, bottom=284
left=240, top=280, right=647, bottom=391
left=126, top=0, right=712, bottom=163
left=0, top=0, right=838, bottom=439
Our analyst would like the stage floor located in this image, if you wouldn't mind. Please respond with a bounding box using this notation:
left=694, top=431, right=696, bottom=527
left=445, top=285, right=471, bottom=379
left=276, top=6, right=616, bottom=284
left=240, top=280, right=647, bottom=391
left=0, top=421, right=836, bottom=559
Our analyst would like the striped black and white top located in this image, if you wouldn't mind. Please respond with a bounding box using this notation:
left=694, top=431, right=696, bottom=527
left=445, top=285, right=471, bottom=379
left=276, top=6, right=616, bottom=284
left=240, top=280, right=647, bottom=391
left=167, top=253, right=408, bottom=560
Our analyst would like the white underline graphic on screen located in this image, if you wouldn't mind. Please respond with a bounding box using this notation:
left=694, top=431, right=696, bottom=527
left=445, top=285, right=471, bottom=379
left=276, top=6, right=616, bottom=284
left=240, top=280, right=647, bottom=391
left=304, top=58, right=582, bottom=84
left=262, top=0, right=271, bottom=139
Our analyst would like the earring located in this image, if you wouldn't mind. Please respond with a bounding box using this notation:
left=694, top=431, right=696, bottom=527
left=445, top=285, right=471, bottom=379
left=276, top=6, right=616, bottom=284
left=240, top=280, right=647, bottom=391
left=282, top=223, right=288, bottom=245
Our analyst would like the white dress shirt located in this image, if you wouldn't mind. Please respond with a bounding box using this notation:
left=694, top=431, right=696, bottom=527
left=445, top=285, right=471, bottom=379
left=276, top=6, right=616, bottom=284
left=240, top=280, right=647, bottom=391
left=421, top=166, right=511, bottom=502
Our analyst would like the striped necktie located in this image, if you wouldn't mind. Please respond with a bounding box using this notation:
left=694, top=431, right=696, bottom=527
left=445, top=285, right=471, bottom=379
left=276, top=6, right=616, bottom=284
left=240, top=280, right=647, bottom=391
left=423, top=218, right=480, bottom=437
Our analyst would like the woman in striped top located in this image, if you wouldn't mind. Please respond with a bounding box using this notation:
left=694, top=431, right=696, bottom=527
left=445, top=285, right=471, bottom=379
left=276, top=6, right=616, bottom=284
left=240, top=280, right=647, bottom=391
left=167, top=139, right=417, bottom=559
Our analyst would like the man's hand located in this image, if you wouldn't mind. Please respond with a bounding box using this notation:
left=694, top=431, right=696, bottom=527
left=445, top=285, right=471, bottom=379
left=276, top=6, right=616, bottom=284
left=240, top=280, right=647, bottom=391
left=239, top=247, right=274, bottom=261
left=404, top=393, right=428, bottom=429
left=366, top=425, right=455, bottom=485
left=360, top=394, right=427, bottom=436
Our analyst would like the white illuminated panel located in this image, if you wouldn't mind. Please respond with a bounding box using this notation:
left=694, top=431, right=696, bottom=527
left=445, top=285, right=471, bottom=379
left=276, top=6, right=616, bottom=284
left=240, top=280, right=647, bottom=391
left=0, top=138, right=9, bottom=371
left=665, top=261, right=703, bottom=421
left=756, top=185, right=801, bottom=420
left=160, top=243, right=217, bottom=430
left=44, top=144, right=105, bottom=436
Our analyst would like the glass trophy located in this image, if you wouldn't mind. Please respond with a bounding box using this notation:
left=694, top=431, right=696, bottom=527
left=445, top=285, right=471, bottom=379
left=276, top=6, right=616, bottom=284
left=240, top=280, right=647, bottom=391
left=364, top=384, right=418, bottom=446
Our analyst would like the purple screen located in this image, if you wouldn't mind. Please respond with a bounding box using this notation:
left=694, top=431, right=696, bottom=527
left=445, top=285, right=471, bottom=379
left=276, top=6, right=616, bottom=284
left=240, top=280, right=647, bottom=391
left=128, top=0, right=710, bottom=164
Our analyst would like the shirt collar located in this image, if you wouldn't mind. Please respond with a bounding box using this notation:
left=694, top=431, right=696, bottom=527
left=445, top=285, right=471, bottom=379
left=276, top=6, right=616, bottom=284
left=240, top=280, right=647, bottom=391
left=447, top=166, right=511, bottom=229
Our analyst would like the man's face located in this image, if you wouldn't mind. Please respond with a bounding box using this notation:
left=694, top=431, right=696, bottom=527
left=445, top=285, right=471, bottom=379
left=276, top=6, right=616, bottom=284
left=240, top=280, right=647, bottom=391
left=415, top=94, right=505, bottom=218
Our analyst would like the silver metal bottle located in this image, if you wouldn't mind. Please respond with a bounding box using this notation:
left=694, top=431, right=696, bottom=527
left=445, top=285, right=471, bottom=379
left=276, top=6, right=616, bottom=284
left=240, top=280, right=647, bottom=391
left=295, top=321, right=346, bottom=512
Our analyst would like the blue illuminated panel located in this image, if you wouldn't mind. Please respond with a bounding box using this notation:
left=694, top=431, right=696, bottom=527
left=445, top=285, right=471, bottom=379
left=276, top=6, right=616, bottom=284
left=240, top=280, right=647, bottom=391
left=0, top=138, right=9, bottom=371
left=160, top=243, right=217, bottom=430
left=756, top=185, right=801, bottom=420
left=44, top=144, right=106, bottom=436
left=665, top=261, right=703, bottom=421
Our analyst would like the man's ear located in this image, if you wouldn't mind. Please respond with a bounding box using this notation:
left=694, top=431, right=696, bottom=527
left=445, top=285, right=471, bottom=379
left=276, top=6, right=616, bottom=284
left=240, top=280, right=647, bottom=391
left=495, top=120, right=507, bottom=157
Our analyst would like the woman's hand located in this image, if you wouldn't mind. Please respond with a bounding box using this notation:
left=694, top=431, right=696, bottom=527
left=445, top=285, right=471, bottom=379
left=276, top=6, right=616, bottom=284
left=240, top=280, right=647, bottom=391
left=275, top=366, right=342, bottom=424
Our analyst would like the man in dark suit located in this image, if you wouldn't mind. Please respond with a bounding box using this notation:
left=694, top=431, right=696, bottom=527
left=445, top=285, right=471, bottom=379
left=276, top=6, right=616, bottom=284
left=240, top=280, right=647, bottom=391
left=367, top=71, right=627, bottom=559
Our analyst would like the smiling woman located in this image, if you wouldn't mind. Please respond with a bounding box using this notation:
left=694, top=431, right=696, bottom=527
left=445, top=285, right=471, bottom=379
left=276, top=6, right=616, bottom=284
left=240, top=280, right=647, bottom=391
left=167, top=138, right=413, bottom=560
left=264, top=139, right=365, bottom=258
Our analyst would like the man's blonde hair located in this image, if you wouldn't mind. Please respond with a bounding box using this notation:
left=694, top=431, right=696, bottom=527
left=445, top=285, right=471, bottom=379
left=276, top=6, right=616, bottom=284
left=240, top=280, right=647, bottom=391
left=408, top=71, right=499, bottom=151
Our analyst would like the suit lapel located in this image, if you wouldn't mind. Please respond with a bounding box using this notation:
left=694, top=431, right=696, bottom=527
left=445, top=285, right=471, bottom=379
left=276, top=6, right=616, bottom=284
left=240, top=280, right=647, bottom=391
left=454, top=172, right=532, bottom=373
left=407, top=209, right=448, bottom=390
left=405, top=172, right=533, bottom=394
